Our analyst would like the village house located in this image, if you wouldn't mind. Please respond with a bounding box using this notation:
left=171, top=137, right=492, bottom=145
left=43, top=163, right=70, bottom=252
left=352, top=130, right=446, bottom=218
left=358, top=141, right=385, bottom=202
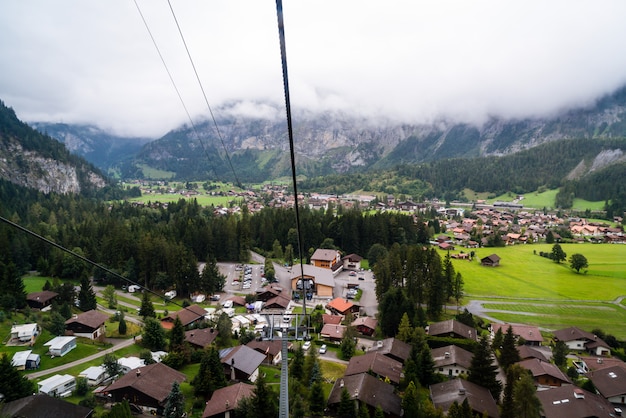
left=0, top=394, right=93, bottom=418
left=326, top=297, right=359, bottom=316
left=518, top=358, right=571, bottom=388
left=219, top=345, right=265, bottom=382
left=106, top=362, right=186, bottom=414
left=536, top=385, right=620, bottom=418
left=553, top=326, right=611, bottom=356
left=185, top=327, right=218, bottom=350
left=430, top=379, right=501, bottom=418
left=491, top=323, right=544, bottom=346
left=427, top=319, right=478, bottom=341
left=341, top=253, right=363, bottom=271
left=246, top=339, right=290, bottom=365
left=26, top=290, right=58, bottom=310
left=160, top=304, right=207, bottom=330
left=480, top=253, right=501, bottom=267
left=65, top=310, right=108, bottom=340
left=290, top=264, right=336, bottom=298
left=351, top=316, right=377, bottom=337
left=202, top=382, right=255, bottom=418
left=344, top=352, right=403, bottom=385
left=432, top=345, right=473, bottom=378
left=328, top=373, right=402, bottom=418
left=310, top=248, right=342, bottom=271
left=320, top=324, right=347, bottom=343
left=586, top=365, right=626, bottom=407
left=371, top=338, right=412, bottom=364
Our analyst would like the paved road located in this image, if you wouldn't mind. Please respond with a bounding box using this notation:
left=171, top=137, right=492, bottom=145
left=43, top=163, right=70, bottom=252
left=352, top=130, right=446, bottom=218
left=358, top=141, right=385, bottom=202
left=27, top=337, right=140, bottom=380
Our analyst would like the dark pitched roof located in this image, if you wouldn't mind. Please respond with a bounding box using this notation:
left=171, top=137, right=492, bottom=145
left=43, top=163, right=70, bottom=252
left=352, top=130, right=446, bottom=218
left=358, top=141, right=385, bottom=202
left=431, top=344, right=473, bottom=370
left=161, top=304, right=206, bottom=327
left=65, top=310, right=108, bottom=329
left=105, top=362, right=186, bottom=404
left=328, top=373, right=402, bottom=417
left=430, top=379, right=501, bottom=418
left=344, top=352, right=403, bottom=384
left=517, top=345, right=549, bottom=362
left=264, top=294, right=291, bottom=309
left=219, top=345, right=265, bottom=376
left=246, top=339, right=284, bottom=357
left=1, top=394, right=93, bottom=418
left=536, top=385, right=618, bottom=418
left=311, top=248, right=340, bottom=262
left=185, top=327, right=218, bottom=348
left=427, top=319, right=478, bottom=341
left=492, top=323, right=544, bottom=344
left=351, top=316, right=377, bottom=330
left=587, top=365, right=626, bottom=398
left=375, top=338, right=412, bottom=363
left=322, top=314, right=343, bottom=325
left=518, top=358, right=571, bottom=384
left=26, top=290, right=58, bottom=303
left=202, top=382, right=255, bottom=418
left=341, top=253, right=363, bottom=262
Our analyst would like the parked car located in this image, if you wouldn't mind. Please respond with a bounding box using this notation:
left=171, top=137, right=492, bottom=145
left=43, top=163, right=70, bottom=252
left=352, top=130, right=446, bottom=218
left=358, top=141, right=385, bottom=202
left=302, top=341, right=311, bottom=351
left=319, top=344, right=327, bottom=354
left=349, top=271, right=357, bottom=276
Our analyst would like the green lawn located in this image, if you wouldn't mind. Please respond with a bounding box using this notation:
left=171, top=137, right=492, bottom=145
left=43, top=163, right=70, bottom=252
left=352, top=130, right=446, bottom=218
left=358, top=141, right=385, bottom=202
left=445, top=243, right=626, bottom=338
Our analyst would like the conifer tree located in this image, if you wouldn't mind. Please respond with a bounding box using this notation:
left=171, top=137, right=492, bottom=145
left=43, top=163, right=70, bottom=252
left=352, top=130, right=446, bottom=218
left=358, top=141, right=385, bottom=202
left=468, top=336, right=502, bottom=401
left=169, top=316, right=185, bottom=352
left=401, top=381, right=422, bottom=418
left=0, top=353, right=35, bottom=401
left=499, top=326, right=521, bottom=371
left=397, top=312, right=414, bottom=342
left=139, top=290, right=156, bottom=318
left=309, top=380, right=326, bottom=417
left=78, top=275, right=97, bottom=311
left=338, top=387, right=356, bottom=418
left=163, top=381, right=185, bottom=418
left=513, top=371, right=543, bottom=418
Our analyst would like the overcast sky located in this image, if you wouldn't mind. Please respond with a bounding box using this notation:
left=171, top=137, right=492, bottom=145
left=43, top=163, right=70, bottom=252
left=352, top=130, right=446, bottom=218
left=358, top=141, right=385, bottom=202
left=2, top=1, right=626, bottom=138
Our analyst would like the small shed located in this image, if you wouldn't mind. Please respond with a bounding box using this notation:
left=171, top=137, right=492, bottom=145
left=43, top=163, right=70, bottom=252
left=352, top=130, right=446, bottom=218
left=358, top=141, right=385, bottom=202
left=481, top=253, right=501, bottom=267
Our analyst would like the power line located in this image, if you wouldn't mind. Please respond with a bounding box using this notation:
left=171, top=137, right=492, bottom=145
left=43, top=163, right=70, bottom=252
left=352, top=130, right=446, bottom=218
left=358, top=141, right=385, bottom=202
left=133, top=0, right=221, bottom=183
left=166, top=0, right=242, bottom=188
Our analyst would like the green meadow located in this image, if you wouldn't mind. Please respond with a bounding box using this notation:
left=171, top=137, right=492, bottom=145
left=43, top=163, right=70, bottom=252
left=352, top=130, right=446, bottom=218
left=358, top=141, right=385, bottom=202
left=445, top=243, right=626, bottom=338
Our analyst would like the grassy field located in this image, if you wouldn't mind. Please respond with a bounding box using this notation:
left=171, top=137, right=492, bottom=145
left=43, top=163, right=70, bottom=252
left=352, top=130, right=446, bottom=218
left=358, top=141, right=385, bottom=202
left=445, top=243, right=626, bottom=338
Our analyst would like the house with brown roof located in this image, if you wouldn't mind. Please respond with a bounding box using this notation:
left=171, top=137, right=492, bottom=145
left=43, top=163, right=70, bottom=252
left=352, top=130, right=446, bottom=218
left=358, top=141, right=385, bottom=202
left=202, top=382, right=255, bottom=418
left=160, top=304, right=207, bottom=330
left=263, top=294, right=291, bottom=310
left=246, top=339, right=289, bottom=365
left=518, top=358, right=571, bottom=388
left=351, top=316, right=377, bottom=336
left=310, top=248, right=342, bottom=271
left=553, top=326, right=611, bottom=356
left=344, top=352, right=403, bottom=385
left=491, top=323, right=544, bottom=346
left=432, top=345, right=473, bottom=378
left=26, top=290, right=58, bottom=310
left=219, top=345, right=266, bottom=382
left=371, top=337, right=412, bottom=364
left=1, top=394, right=93, bottom=418
left=517, top=345, right=549, bottom=362
left=586, top=365, right=626, bottom=407
left=536, top=385, right=620, bottom=418
left=326, top=297, right=359, bottom=316
left=430, top=379, right=500, bottom=418
left=481, top=254, right=501, bottom=267
left=65, top=310, right=108, bottom=340
left=426, top=319, right=478, bottom=341
left=255, top=284, right=284, bottom=302
left=327, top=373, right=402, bottom=418
left=105, top=362, right=186, bottom=413
left=322, top=314, right=343, bottom=325
left=185, top=328, right=218, bottom=349
left=341, top=253, right=363, bottom=271
left=320, top=324, right=347, bottom=343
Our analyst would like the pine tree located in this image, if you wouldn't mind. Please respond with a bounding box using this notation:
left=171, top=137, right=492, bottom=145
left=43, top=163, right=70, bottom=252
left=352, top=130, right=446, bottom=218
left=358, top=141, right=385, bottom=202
left=338, top=387, right=356, bottom=418
left=169, top=316, right=185, bottom=352
left=309, top=380, right=326, bottom=417
left=104, top=400, right=133, bottom=418
left=290, top=345, right=305, bottom=381
left=191, top=351, right=212, bottom=396
left=397, top=312, right=414, bottom=342
left=553, top=340, right=568, bottom=368
left=500, top=364, right=523, bottom=418
left=49, top=311, right=66, bottom=335
left=163, top=381, right=185, bottom=418
left=251, top=374, right=278, bottom=418
left=468, top=336, right=502, bottom=401
left=374, top=405, right=385, bottom=418
left=513, top=371, right=543, bottom=418
left=401, top=381, right=422, bottom=418
left=77, top=275, right=97, bottom=311
left=139, top=291, right=156, bottom=319
left=357, top=401, right=371, bottom=418
left=118, top=313, right=127, bottom=335
left=499, top=326, right=520, bottom=371
left=142, top=317, right=167, bottom=351
left=0, top=353, right=35, bottom=401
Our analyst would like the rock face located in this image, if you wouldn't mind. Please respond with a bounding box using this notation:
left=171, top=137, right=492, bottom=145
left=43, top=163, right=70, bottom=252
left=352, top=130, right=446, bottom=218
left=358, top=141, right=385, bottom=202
left=0, top=101, right=108, bottom=194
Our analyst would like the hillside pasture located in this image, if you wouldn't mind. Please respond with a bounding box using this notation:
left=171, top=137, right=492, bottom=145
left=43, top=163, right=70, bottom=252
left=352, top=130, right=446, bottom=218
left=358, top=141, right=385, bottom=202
left=446, top=243, right=626, bottom=338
